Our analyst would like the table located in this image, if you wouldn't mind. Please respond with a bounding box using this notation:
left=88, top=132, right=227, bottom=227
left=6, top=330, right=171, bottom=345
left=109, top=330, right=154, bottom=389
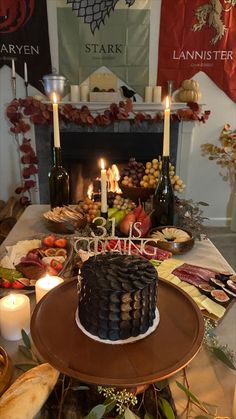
left=0, top=205, right=235, bottom=417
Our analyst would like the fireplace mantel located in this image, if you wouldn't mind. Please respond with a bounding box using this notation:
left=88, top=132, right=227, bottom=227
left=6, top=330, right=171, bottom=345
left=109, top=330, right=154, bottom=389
left=32, top=117, right=196, bottom=204
left=43, top=101, right=189, bottom=116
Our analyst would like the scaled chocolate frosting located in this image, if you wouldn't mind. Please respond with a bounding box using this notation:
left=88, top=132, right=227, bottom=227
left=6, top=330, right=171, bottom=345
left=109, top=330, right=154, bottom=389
left=78, top=253, right=158, bottom=341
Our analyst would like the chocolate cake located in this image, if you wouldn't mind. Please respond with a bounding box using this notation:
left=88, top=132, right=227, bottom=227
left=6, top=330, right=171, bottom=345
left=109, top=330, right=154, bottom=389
left=77, top=253, right=159, bottom=342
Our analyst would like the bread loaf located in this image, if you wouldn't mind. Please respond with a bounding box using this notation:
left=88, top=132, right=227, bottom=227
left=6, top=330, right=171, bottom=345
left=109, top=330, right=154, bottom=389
left=0, top=363, right=59, bottom=419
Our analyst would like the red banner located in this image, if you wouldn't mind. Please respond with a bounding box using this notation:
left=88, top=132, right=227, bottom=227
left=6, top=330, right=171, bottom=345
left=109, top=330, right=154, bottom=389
left=157, top=0, right=236, bottom=102
left=0, top=0, right=51, bottom=92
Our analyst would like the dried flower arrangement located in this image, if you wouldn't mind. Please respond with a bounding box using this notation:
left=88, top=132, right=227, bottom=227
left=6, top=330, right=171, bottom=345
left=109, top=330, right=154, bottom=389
left=202, top=124, right=236, bottom=188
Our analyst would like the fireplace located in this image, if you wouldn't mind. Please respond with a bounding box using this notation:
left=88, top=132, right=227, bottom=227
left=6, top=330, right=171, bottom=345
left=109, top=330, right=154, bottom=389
left=35, top=120, right=180, bottom=203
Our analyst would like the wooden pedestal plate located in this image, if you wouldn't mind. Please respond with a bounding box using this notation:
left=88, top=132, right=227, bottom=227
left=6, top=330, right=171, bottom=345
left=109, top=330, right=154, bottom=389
left=31, top=278, right=204, bottom=387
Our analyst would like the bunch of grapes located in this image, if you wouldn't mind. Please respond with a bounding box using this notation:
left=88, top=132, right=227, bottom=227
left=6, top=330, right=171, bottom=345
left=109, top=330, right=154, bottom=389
left=113, top=195, right=136, bottom=210
left=140, top=159, right=186, bottom=193
left=120, top=158, right=145, bottom=187
left=78, top=197, right=101, bottom=222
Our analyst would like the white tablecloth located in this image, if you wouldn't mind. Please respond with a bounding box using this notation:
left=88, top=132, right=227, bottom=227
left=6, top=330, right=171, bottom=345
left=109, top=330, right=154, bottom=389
left=0, top=205, right=235, bottom=417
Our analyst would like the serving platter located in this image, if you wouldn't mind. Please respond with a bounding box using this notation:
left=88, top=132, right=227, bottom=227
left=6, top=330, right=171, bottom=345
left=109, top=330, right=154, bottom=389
left=31, top=278, right=204, bottom=387
left=0, top=235, right=73, bottom=294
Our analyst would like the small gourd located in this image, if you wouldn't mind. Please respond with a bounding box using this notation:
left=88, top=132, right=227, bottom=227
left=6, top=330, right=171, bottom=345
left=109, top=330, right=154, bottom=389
left=181, top=79, right=199, bottom=91
left=178, top=89, right=200, bottom=103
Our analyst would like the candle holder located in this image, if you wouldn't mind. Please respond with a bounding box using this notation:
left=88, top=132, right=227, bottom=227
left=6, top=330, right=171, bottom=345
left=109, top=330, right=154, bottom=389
left=101, top=212, right=108, bottom=219
left=11, top=76, right=16, bottom=99
left=25, top=81, right=29, bottom=97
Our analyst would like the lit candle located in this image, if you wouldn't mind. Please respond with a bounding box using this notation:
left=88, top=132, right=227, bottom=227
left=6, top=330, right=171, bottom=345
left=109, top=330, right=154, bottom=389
left=100, top=158, right=107, bottom=214
left=24, top=62, right=28, bottom=83
left=163, top=96, right=170, bottom=156
left=0, top=294, right=30, bottom=341
left=11, top=59, right=15, bottom=78
left=52, top=92, right=61, bottom=148
left=35, top=275, right=64, bottom=303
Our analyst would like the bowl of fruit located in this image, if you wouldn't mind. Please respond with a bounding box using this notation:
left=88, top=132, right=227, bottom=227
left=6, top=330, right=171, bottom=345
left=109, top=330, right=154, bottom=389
left=148, top=226, right=194, bottom=254
left=119, top=157, right=186, bottom=203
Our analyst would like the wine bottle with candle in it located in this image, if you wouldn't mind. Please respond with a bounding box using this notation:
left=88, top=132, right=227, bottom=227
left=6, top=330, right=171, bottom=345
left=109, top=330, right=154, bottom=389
left=151, top=155, right=175, bottom=227
left=48, top=147, right=70, bottom=209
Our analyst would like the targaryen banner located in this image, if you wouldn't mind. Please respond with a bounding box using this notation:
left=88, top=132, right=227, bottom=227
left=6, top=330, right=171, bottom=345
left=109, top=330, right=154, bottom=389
left=0, top=0, right=51, bottom=92
left=157, top=0, right=236, bottom=102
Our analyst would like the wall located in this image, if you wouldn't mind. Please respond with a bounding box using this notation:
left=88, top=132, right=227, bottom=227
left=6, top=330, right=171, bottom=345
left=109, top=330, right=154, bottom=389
left=0, top=0, right=235, bottom=225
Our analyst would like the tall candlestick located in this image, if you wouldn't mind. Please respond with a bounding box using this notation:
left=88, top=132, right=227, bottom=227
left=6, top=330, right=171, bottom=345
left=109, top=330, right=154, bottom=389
left=100, top=158, right=107, bottom=214
left=163, top=96, right=170, bottom=156
left=11, top=59, right=15, bottom=78
left=52, top=92, right=61, bottom=148
left=0, top=294, right=30, bottom=341
left=35, top=275, right=64, bottom=303
left=24, top=62, right=28, bottom=83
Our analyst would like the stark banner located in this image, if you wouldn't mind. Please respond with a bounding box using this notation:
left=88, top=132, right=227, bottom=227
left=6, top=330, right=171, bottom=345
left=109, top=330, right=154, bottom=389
left=0, top=0, right=51, bottom=92
left=57, top=0, right=150, bottom=96
left=157, top=0, right=236, bottom=102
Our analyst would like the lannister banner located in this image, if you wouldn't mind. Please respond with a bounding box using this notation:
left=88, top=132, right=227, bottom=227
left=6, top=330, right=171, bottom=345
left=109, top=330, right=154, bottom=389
left=0, top=0, right=51, bottom=92
left=157, top=0, right=236, bottom=102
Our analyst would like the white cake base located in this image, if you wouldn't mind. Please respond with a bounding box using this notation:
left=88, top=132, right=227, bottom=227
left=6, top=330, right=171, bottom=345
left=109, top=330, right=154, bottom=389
left=75, top=308, right=160, bottom=345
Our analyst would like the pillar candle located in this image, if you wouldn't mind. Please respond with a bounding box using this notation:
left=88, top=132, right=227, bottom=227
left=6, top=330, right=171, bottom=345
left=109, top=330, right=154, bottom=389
left=153, top=86, right=162, bottom=103
left=100, top=158, right=107, bottom=214
left=0, top=294, right=30, bottom=341
left=163, top=96, right=170, bottom=156
left=80, top=85, right=89, bottom=102
left=24, top=62, right=28, bottom=83
left=144, top=86, right=153, bottom=102
left=52, top=93, right=61, bottom=148
left=11, top=59, right=15, bottom=78
left=35, top=275, right=64, bottom=303
left=70, top=85, right=80, bottom=102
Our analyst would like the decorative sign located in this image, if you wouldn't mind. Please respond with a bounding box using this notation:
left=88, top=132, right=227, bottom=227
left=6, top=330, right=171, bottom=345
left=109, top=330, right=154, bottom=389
left=157, top=0, right=236, bottom=102
left=0, top=0, right=51, bottom=92
left=74, top=217, right=160, bottom=258
left=57, top=0, right=151, bottom=96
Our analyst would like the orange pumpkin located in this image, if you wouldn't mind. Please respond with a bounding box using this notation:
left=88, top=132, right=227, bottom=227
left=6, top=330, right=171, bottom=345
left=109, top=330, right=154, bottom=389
left=0, top=0, right=35, bottom=33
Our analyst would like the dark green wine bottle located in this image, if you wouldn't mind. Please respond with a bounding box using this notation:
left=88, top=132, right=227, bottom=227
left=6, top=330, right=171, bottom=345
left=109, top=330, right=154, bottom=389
left=151, top=156, right=175, bottom=227
left=48, top=147, right=70, bottom=209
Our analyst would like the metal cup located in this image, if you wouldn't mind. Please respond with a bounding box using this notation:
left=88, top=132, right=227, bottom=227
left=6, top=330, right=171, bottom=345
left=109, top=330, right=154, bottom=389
left=41, top=73, right=68, bottom=100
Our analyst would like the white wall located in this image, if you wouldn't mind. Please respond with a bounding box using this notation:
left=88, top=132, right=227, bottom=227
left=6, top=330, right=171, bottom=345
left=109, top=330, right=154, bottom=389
left=0, top=0, right=235, bottom=225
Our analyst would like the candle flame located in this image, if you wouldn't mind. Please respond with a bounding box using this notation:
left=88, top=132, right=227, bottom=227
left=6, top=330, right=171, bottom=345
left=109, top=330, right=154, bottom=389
left=52, top=92, right=58, bottom=104
left=165, top=96, right=170, bottom=110
left=100, top=158, right=105, bottom=170
left=9, top=294, right=16, bottom=305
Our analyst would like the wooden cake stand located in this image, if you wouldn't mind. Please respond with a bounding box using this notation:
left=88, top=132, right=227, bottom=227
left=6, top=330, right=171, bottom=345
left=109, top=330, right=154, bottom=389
left=31, top=279, right=204, bottom=387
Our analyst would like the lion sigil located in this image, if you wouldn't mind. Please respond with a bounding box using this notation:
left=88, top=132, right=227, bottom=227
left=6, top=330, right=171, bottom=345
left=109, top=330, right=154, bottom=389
left=192, top=0, right=236, bottom=44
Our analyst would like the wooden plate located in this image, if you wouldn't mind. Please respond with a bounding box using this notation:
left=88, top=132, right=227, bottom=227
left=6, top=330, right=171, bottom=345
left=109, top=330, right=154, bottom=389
left=31, top=278, right=204, bottom=386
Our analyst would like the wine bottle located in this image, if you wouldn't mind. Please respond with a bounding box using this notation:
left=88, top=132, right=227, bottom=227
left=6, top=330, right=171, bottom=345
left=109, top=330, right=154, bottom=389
left=151, top=156, right=175, bottom=227
left=48, top=147, right=70, bottom=209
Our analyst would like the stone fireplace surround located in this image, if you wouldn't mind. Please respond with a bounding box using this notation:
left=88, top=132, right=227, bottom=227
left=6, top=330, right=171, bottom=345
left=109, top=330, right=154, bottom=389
left=34, top=119, right=194, bottom=203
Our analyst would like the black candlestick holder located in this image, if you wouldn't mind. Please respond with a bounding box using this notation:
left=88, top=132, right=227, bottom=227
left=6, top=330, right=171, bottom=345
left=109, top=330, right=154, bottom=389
left=11, top=77, right=16, bottom=99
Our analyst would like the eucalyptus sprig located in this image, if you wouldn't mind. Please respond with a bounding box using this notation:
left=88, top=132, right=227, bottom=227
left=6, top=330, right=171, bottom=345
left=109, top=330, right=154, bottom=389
left=15, top=329, right=42, bottom=371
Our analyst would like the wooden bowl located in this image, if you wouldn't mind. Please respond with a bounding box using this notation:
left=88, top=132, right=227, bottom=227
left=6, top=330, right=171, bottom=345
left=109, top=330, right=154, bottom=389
left=0, top=347, right=13, bottom=396
left=44, top=216, right=87, bottom=235
left=119, top=184, right=155, bottom=203
left=148, top=225, right=195, bottom=254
